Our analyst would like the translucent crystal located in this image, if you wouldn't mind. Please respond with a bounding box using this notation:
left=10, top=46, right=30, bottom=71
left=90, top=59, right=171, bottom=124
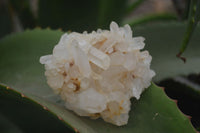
left=40, top=21, right=155, bottom=126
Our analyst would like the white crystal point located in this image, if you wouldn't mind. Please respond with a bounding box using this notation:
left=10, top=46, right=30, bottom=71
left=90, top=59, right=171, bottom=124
left=129, top=37, right=145, bottom=51
left=88, top=47, right=110, bottom=70
left=72, top=40, right=91, bottom=77
left=39, top=55, right=52, bottom=64
left=58, top=33, right=68, bottom=44
left=40, top=21, right=155, bottom=126
left=110, top=21, right=119, bottom=33
left=124, top=24, right=132, bottom=39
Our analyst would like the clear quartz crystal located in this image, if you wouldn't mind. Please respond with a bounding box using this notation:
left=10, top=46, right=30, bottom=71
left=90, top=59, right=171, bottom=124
left=40, top=21, right=155, bottom=126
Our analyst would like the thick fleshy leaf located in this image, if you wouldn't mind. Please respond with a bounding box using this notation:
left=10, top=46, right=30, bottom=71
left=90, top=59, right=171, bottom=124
left=0, top=23, right=199, bottom=132
left=0, top=85, right=75, bottom=133
left=0, top=83, right=196, bottom=133
left=159, top=75, right=200, bottom=129
left=133, top=23, right=200, bottom=81
left=177, top=0, right=200, bottom=57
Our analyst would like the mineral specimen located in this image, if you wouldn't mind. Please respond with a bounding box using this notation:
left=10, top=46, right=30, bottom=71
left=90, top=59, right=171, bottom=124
left=40, top=22, right=155, bottom=126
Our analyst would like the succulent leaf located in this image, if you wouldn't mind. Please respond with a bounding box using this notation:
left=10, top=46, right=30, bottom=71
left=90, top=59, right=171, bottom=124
left=0, top=23, right=199, bottom=132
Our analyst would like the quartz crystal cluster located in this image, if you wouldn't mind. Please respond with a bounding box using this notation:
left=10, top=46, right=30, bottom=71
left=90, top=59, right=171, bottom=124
left=40, top=22, right=155, bottom=126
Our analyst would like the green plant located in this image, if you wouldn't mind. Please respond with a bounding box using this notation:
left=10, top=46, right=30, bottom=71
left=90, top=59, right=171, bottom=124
left=0, top=0, right=200, bottom=132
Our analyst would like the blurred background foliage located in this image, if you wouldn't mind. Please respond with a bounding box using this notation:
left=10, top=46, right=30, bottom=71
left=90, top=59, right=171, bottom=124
left=0, top=0, right=200, bottom=132
left=1, top=0, right=199, bottom=57
left=0, top=0, right=190, bottom=36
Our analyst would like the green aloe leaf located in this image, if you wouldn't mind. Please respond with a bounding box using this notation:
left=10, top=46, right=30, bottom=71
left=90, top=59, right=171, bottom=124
left=0, top=83, right=196, bottom=133
left=132, top=23, right=200, bottom=81
left=124, top=13, right=177, bottom=27
left=0, top=23, right=199, bottom=132
left=158, top=75, right=200, bottom=129
left=0, top=84, right=74, bottom=133
left=177, top=0, right=200, bottom=59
